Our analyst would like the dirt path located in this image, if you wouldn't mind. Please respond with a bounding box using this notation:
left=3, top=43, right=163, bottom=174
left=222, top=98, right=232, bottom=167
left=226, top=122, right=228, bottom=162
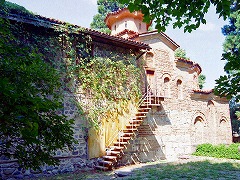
left=81, top=155, right=240, bottom=180
left=115, top=156, right=240, bottom=178
left=40, top=156, right=240, bottom=180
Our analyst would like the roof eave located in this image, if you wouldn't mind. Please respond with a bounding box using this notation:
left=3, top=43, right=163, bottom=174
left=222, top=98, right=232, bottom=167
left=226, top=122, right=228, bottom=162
left=1, top=13, right=151, bottom=50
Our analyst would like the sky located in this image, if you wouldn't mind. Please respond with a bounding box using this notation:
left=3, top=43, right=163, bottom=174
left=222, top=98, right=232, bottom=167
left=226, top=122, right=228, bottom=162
left=7, top=0, right=228, bottom=90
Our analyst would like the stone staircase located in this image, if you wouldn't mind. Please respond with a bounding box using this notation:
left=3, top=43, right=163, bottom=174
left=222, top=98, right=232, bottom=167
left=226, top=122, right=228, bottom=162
left=95, top=89, right=164, bottom=171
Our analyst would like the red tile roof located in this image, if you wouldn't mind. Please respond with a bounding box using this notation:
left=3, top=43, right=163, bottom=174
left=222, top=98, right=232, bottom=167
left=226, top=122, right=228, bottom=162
left=192, top=89, right=213, bottom=94
left=105, top=8, right=129, bottom=22
left=139, top=30, right=180, bottom=50
left=175, top=57, right=202, bottom=74
left=105, top=8, right=152, bottom=30
left=1, top=12, right=151, bottom=50
left=114, top=29, right=139, bottom=37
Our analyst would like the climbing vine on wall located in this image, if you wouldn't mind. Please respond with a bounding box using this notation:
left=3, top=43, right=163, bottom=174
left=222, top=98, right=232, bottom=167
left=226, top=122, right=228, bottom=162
left=2, top=3, right=142, bottom=130
left=55, top=24, right=142, bottom=129
left=0, top=1, right=142, bottom=169
left=77, top=57, right=141, bottom=128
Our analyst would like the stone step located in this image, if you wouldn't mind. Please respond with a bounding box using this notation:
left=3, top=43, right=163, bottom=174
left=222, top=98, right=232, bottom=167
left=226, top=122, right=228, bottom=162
left=138, top=107, right=151, bottom=111
left=121, top=132, right=134, bottom=136
left=114, top=141, right=128, bottom=146
left=130, top=119, right=143, bottom=124
left=102, top=155, right=117, bottom=160
left=135, top=115, right=146, bottom=118
left=149, top=104, right=161, bottom=106
left=126, top=124, right=140, bottom=128
left=117, top=136, right=131, bottom=141
left=95, top=165, right=109, bottom=171
left=108, top=150, right=122, bottom=156
left=133, top=116, right=145, bottom=120
left=139, top=106, right=151, bottom=109
left=135, top=112, right=148, bottom=116
left=123, top=128, right=137, bottom=132
left=98, top=160, right=113, bottom=167
left=110, top=146, right=125, bottom=150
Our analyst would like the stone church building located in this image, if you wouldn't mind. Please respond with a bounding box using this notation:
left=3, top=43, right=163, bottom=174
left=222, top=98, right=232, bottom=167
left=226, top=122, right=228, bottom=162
left=97, top=8, right=232, bottom=169
left=0, top=7, right=232, bottom=178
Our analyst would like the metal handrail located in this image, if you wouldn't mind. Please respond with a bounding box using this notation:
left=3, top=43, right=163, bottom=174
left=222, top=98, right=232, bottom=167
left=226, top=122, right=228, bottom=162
left=106, top=129, right=120, bottom=148
left=106, top=85, right=156, bottom=149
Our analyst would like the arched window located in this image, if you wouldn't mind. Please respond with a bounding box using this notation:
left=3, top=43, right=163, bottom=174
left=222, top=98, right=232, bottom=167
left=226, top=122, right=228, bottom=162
left=125, top=21, right=127, bottom=28
left=114, top=24, right=117, bottom=31
left=164, top=77, right=170, bottom=97
left=146, top=52, right=154, bottom=67
left=194, top=116, right=204, bottom=124
left=177, top=79, right=183, bottom=99
left=207, top=100, right=216, bottom=123
left=139, top=23, right=141, bottom=30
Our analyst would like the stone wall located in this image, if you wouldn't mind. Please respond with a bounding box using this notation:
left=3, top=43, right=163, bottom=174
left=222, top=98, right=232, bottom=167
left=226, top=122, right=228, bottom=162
left=1, top=14, right=144, bottom=179
left=0, top=93, right=91, bottom=179
left=118, top=34, right=232, bottom=164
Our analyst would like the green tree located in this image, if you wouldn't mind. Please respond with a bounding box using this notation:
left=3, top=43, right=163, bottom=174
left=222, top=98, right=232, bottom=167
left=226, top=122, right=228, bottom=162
left=91, top=0, right=125, bottom=33
left=236, top=111, right=240, bottom=120
left=198, top=74, right=206, bottom=89
left=118, top=0, right=231, bottom=32
left=174, top=48, right=189, bottom=59
left=0, top=1, right=75, bottom=169
left=229, top=98, right=240, bottom=133
left=215, top=1, right=240, bottom=101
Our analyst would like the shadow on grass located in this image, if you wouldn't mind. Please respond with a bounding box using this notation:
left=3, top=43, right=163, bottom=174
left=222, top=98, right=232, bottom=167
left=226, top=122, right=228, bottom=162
left=127, top=160, right=240, bottom=180
left=38, top=160, right=240, bottom=180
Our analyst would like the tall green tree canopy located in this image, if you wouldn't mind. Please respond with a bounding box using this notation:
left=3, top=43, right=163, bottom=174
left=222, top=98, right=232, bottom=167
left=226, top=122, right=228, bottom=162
left=0, top=1, right=75, bottom=169
left=215, top=1, right=240, bottom=101
left=91, top=0, right=125, bottom=33
left=118, top=0, right=231, bottom=32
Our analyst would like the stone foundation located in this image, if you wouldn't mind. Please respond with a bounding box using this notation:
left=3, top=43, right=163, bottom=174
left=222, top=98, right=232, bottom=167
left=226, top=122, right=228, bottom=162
left=0, top=157, right=99, bottom=179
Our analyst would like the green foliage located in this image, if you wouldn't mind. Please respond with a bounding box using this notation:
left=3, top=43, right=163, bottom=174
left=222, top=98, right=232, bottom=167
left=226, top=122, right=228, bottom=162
left=215, top=1, right=240, bottom=101
left=174, top=48, right=189, bottom=59
left=0, top=1, right=34, bottom=17
left=198, top=74, right=206, bottom=89
left=236, top=111, right=240, bottom=119
left=0, top=3, right=75, bottom=169
left=1, top=0, right=142, bottom=170
left=118, top=0, right=231, bottom=32
left=229, top=98, right=240, bottom=133
left=193, top=143, right=240, bottom=160
left=90, top=0, right=126, bottom=33
left=77, top=57, right=141, bottom=128
left=56, top=22, right=142, bottom=129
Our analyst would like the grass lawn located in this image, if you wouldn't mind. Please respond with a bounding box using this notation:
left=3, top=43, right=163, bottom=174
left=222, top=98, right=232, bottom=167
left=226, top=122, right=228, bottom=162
left=38, top=157, right=240, bottom=180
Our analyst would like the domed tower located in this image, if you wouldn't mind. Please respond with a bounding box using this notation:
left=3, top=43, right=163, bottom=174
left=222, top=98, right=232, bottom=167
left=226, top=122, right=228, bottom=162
left=105, top=8, right=151, bottom=38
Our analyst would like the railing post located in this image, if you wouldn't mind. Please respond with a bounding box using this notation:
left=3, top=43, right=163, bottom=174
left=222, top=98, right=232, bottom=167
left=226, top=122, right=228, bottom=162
left=118, top=131, right=120, bottom=147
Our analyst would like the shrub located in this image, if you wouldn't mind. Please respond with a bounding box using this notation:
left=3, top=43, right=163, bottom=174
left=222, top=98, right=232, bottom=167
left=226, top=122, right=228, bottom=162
left=193, top=143, right=240, bottom=160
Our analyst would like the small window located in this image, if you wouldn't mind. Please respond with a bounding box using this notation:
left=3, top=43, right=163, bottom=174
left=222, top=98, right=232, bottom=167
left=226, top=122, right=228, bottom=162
left=164, top=77, right=170, bottom=83
left=125, top=21, right=127, bottom=28
left=139, top=23, right=141, bottom=30
left=177, top=79, right=183, bottom=99
left=164, top=77, right=170, bottom=97
left=114, top=25, right=116, bottom=31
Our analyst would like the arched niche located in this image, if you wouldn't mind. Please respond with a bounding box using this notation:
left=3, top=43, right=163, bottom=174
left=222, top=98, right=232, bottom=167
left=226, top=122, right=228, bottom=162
left=218, top=116, right=230, bottom=144
left=193, top=115, right=206, bottom=144
left=164, top=77, right=170, bottom=97
left=176, top=79, right=183, bottom=99
left=145, top=51, right=154, bottom=67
